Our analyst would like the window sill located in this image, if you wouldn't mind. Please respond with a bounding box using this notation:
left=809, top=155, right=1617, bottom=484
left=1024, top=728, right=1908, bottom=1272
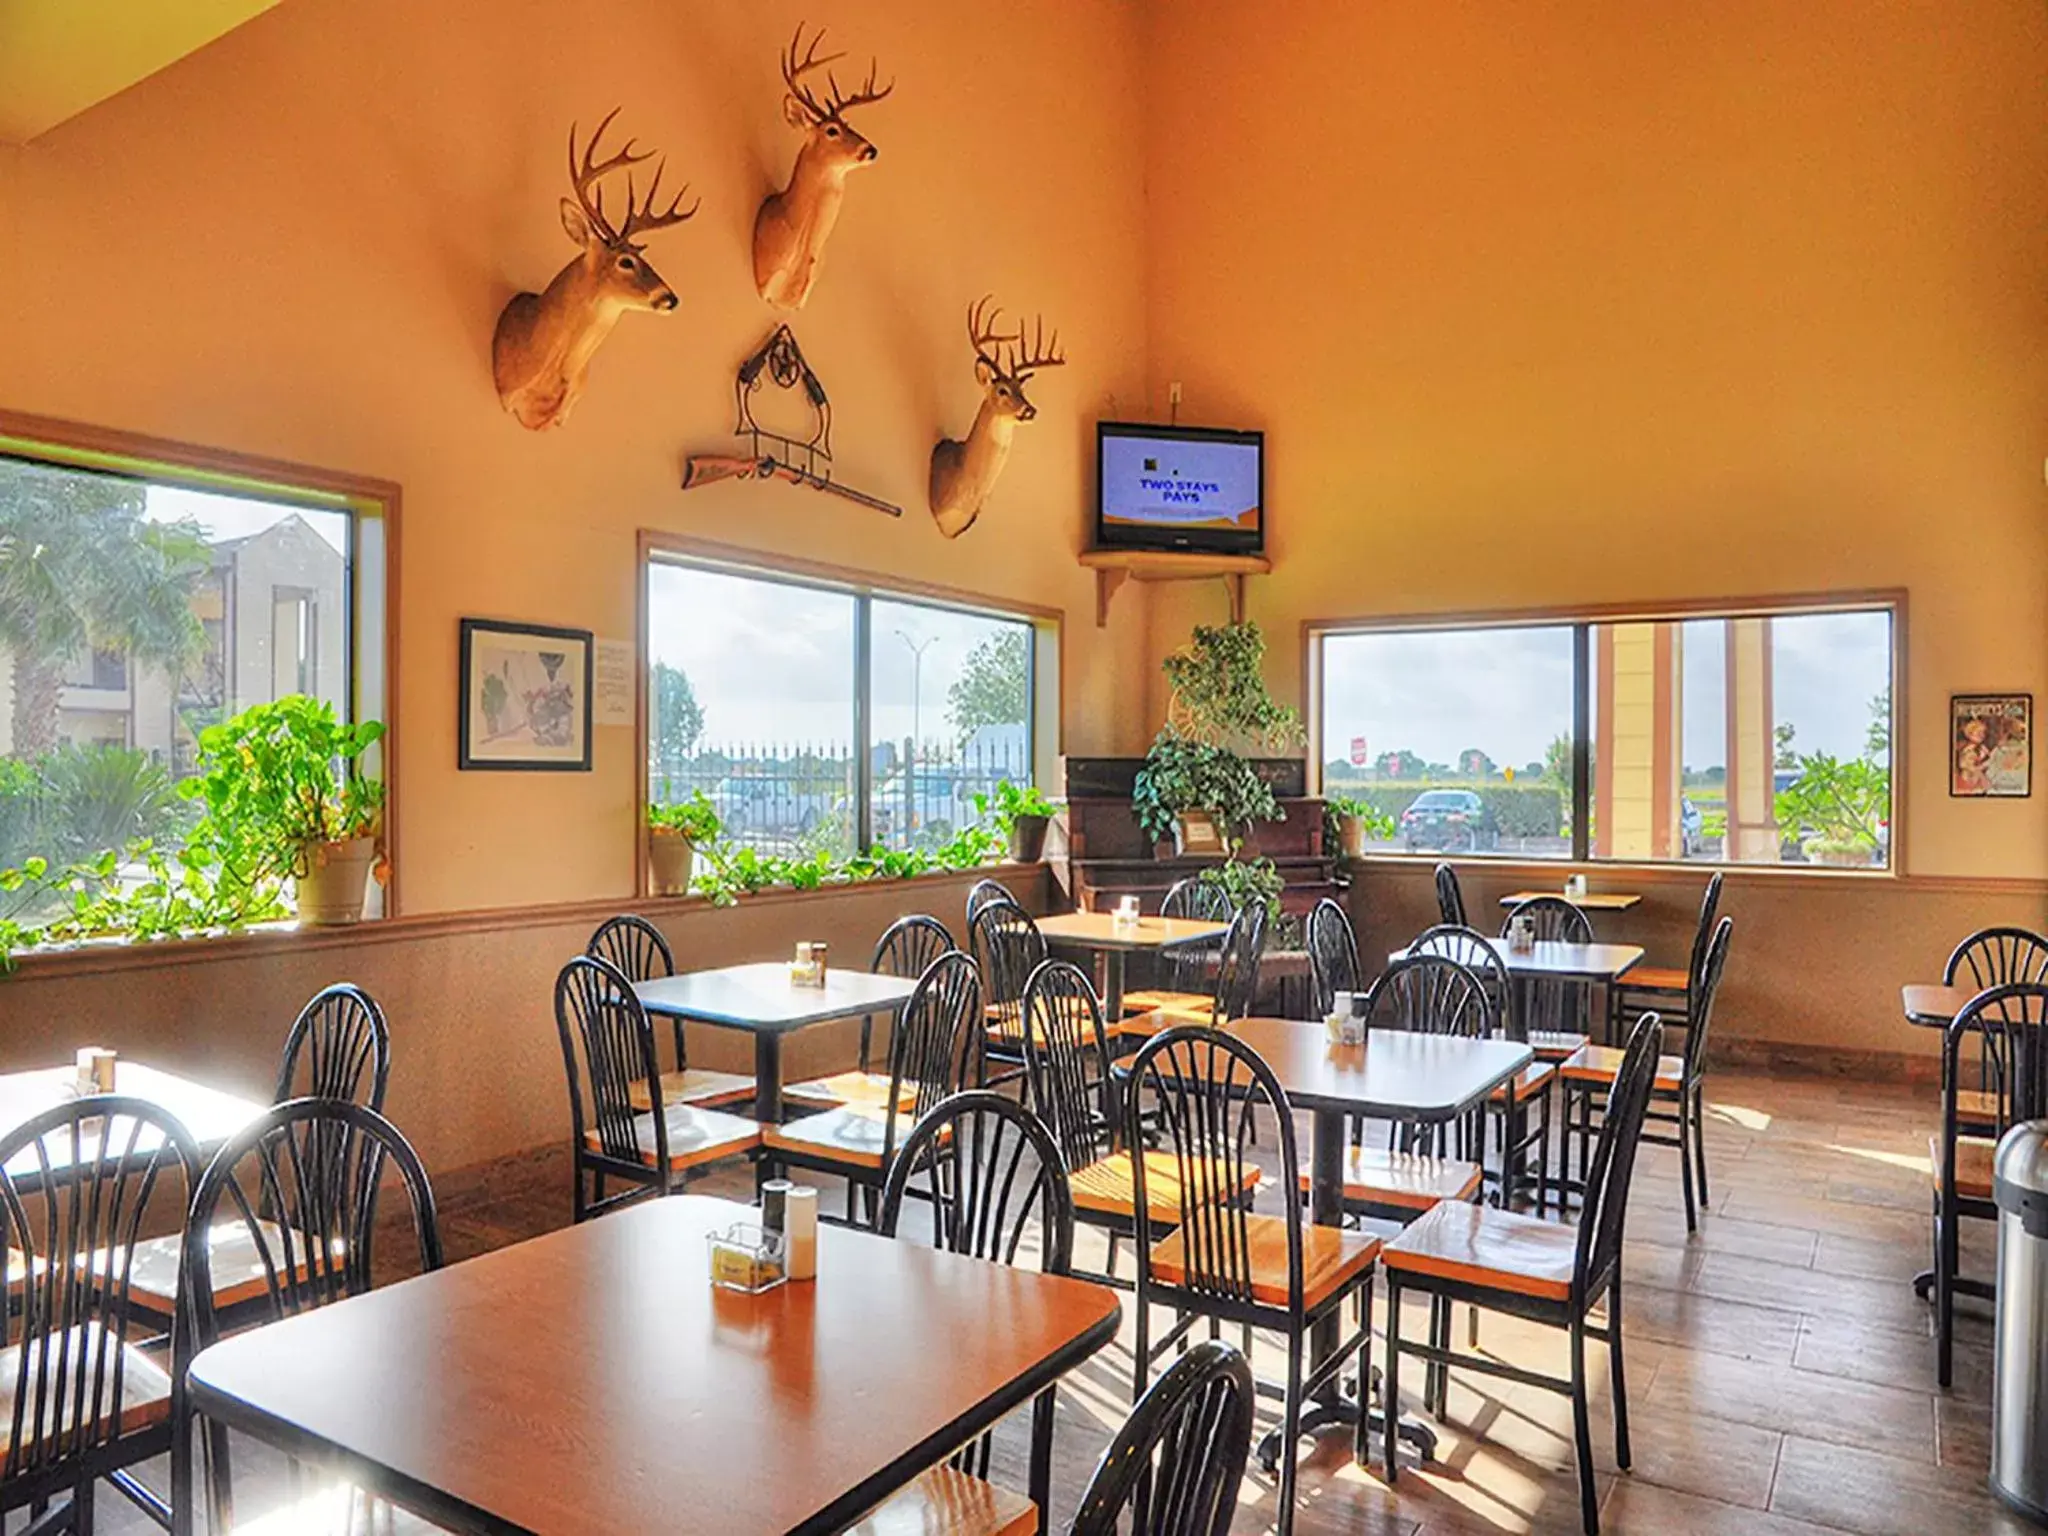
left=0, top=861, right=1046, bottom=983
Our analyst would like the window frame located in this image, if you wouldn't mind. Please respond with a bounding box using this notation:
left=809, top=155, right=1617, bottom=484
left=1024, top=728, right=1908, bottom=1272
left=0, top=409, right=402, bottom=915
left=1305, top=589, right=1907, bottom=876
left=636, top=532, right=1061, bottom=892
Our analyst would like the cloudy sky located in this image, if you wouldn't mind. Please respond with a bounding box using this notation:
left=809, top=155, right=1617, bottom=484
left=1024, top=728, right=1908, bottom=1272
left=646, top=563, right=1030, bottom=749
left=1322, top=610, right=1891, bottom=772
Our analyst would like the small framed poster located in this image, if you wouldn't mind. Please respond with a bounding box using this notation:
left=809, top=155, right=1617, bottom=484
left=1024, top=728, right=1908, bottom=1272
left=459, top=619, right=594, bottom=771
left=1951, top=693, right=2031, bottom=799
left=1175, top=812, right=1226, bottom=856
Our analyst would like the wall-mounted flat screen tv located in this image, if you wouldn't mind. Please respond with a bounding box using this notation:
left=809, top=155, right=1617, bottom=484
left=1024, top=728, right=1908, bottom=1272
left=1095, top=422, right=1264, bottom=555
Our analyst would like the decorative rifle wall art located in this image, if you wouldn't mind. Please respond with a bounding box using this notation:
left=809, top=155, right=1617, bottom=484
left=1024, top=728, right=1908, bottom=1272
left=681, top=324, right=902, bottom=517
left=928, top=296, right=1067, bottom=539
left=492, top=109, right=699, bottom=431
left=753, top=23, right=893, bottom=310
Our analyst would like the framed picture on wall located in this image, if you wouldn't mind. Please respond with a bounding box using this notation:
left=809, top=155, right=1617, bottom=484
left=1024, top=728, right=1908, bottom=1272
left=459, top=619, right=594, bottom=771
left=1950, top=693, right=2031, bottom=798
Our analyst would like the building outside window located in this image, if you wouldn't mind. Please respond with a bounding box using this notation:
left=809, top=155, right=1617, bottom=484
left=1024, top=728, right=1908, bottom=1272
left=0, top=444, right=380, bottom=932
left=1315, top=601, right=1896, bottom=869
left=645, top=553, right=1045, bottom=859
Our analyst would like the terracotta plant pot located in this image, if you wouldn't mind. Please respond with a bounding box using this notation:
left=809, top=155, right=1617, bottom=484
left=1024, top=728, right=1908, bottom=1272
left=1337, top=813, right=1366, bottom=859
left=296, top=837, right=378, bottom=926
left=1008, top=814, right=1051, bottom=864
left=647, top=830, right=697, bottom=896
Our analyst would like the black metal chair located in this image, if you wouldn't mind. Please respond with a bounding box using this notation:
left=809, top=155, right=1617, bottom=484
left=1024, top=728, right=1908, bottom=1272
left=1504, top=894, right=1597, bottom=1040
left=1123, top=898, right=1266, bottom=1038
left=1562, top=917, right=1733, bottom=1232
left=126, top=983, right=396, bottom=1329
left=1383, top=1012, right=1666, bottom=1536
left=588, top=913, right=755, bottom=1111
left=1305, top=896, right=1362, bottom=1018
left=555, top=954, right=762, bottom=1221
left=1021, top=960, right=1259, bottom=1288
left=1928, top=981, right=2048, bottom=1386
left=1068, top=1339, right=1256, bottom=1536
left=175, top=1099, right=443, bottom=1536
left=1946, top=926, right=2048, bottom=990
left=763, top=950, right=985, bottom=1223
left=875, top=1091, right=1074, bottom=1533
left=787, top=913, right=955, bottom=1113
left=1611, top=873, right=1723, bottom=1049
left=0, top=1098, right=198, bottom=1534
left=965, top=877, right=1015, bottom=930
left=1434, top=862, right=1468, bottom=927
left=1121, top=876, right=1233, bottom=1019
left=1125, top=1027, right=1377, bottom=1536
left=969, top=896, right=1047, bottom=1084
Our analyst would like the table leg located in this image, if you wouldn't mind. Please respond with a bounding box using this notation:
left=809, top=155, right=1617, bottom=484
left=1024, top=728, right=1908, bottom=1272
left=755, top=1034, right=783, bottom=1125
left=1257, top=1107, right=1438, bottom=1471
left=1103, top=951, right=1128, bottom=1022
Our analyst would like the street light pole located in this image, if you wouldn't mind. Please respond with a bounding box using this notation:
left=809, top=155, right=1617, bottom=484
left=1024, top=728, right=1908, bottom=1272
left=896, top=630, right=938, bottom=765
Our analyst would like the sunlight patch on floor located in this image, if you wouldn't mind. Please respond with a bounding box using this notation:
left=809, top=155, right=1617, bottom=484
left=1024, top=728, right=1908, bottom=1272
left=1827, top=1142, right=1932, bottom=1175
left=1707, top=1101, right=1772, bottom=1131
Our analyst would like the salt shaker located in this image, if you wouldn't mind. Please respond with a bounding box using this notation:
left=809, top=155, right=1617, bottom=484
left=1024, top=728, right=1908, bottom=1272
left=786, top=1186, right=819, bottom=1281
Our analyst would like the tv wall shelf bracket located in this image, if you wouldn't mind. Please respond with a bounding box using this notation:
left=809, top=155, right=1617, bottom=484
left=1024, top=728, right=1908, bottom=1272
left=1078, top=549, right=1272, bottom=628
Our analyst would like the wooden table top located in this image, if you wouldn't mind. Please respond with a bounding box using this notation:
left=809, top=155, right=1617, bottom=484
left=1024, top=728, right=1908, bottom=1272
left=1394, top=940, right=1643, bottom=982
left=187, top=1195, right=1122, bottom=1536
left=636, top=963, right=918, bottom=1032
left=1898, top=982, right=2048, bottom=1029
left=0, top=1062, right=268, bottom=1179
left=1037, top=912, right=1230, bottom=953
left=1499, top=890, right=1643, bottom=912
left=1133, top=1018, right=1531, bottom=1123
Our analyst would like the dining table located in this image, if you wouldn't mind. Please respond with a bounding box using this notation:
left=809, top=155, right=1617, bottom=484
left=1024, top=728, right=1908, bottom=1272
left=1498, top=890, right=1643, bottom=912
left=636, top=963, right=920, bottom=1124
left=1120, top=1018, right=1533, bottom=1466
left=1034, top=910, right=1230, bottom=1021
left=0, top=1061, right=269, bottom=1184
left=1394, top=938, right=1644, bottom=1044
left=187, top=1194, right=1123, bottom=1535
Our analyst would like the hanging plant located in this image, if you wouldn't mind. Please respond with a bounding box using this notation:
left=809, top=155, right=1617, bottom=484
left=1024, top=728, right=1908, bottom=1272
left=1160, top=622, right=1305, bottom=753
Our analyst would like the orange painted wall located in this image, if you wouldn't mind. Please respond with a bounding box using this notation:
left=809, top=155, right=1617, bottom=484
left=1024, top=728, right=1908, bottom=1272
left=1141, top=1, right=2048, bottom=880
left=0, top=0, right=1155, bottom=915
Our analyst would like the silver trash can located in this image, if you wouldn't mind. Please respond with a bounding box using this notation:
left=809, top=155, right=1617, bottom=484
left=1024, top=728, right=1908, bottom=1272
left=1993, top=1121, right=2048, bottom=1524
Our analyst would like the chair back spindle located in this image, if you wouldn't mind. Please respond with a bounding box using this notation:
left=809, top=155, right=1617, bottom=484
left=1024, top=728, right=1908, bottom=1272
left=970, top=896, right=1047, bottom=1050
left=1362, top=953, right=1493, bottom=1039
left=1305, top=897, right=1361, bottom=1018
left=275, top=983, right=391, bottom=1109
left=1434, top=863, right=1469, bottom=928
left=555, top=955, right=670, bottom=1213
left=586, top=913, right=676, bottom=982
left=1573, top=1013, right=1664, bottom=1300
left=1410, top=924, right=1516, bottom=1038
left=1210, top=901, right=1267, bottom=1025
left=1020, top=960, right=1117, bottom=1174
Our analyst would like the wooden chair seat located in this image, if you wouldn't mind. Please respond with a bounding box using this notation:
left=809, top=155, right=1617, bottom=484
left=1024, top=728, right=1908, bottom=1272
left=1560, top=1044, right=1684, bottom=1093
left=232, top=1483, right=451, bottom=1534
left=115, top=1221, right=345, bottom=1311
left=1071, top=1149, right=1262, bottom=1225
left=782, top=1069, right=914, bottom=1115
left=1957, top=1088, right=2000, bottom=1131
left=1299, top=1147, right=1483, bottom=1213
left=1529, top=1030, right=1591, bottom=1061
left=849, top=1465, right=1038, bottom=1536
left=625, top=1068, right=757, bottom=1113
left=1489, top=1062, right=1557, bottom=1103
left=1617, top=965, right=1690, bottom=994
left=762, top=1104, right=921, bottom=1171
left=1119, top=1002, right=1221, bottom=1038
left=585, top=1105, right=762, bottom=1172
left=0, top=1324, right=171, bottom=1455
left=1149, top=1211, right=1380, bottom=1309
left=1381, top=1199, right=1578, bottom=1302
left=1929, top=1133, right=1999, bottom=1201
left=1120, top=988, right=1213, bottom=1017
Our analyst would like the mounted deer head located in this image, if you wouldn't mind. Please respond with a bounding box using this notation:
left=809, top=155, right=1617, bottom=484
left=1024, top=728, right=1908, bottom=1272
left=752, top=23, right=893, bottom=310
left=491, top=109, right=698, bottom=431
left=928, top=296, right=1066, bottom=539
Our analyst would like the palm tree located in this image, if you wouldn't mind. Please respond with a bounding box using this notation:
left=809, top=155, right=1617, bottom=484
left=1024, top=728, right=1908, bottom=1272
left=0, top=458, right=209, bottom=760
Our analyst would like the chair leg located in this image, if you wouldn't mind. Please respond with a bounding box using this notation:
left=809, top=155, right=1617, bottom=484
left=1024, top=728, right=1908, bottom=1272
left=1131, top=1290, right=1151, bottom=1406
left=1432, top=1296, right=1452, bottom=1417
left=1570, top=1317, right=1598, bottom=1536
left=1384, top=1277, right=1403, bottom=1479
left=1276, top=1325, right=1303, bottom=1536
left=1354, top=1272, right=1374, bottom=1469
left=1692, top=1082, right=1711, bottom=1205
left=1424, top=1295, right=1446, bottom=1415
left=1936, top=1198, right=1957, bottom=1389
left=1608, top=1280, right=1631, bottom=1470
left=1535, top=1086, right=1552, bottom=1217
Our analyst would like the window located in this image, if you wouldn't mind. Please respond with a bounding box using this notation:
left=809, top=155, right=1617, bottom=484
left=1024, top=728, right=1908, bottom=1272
left=1315, top=599, right=1897, bottom=869
left=0, top=433, right=389, bottom=935
left=645, top=549, right=1047, bottom=863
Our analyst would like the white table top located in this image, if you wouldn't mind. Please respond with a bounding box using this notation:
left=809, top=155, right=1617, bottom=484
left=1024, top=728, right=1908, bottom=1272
left=0, top=1062, right=270, bottom=1180
left=635, top=962, right=920, bottom=1034
left=1394, top=940, right=1643, bottom=982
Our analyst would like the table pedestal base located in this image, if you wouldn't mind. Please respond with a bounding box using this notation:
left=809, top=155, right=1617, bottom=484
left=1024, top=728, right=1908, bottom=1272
left=1252, top=1372, right=1439, bottom=1474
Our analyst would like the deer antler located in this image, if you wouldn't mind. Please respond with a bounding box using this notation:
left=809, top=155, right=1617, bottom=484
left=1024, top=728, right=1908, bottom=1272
left=783, top=21, right=893, bottom=123
left=1005, top=314, right=1066, bottom=382
left=967, top=295, right=1021, bottom=372
left=568, top=109, right=695, bottom=246
left=618, top=159, right=700, bottom=242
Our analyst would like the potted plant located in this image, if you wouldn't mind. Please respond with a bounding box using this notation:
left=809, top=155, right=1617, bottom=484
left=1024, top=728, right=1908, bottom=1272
left=647, top=789, right=720, bottom=896
left=1323, top=794, right=1396, bottom=859
left=183, top=695, right=386, bottom=926
left=976, top=780, right=1060, bottom=862
left=1774, top=749, right=1889, bottom=869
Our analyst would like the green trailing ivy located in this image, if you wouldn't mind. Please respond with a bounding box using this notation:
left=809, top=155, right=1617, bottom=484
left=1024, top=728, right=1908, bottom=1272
left=689, top=809, right=1007, bottom=908
left=647, top=789, right=721, bottom=843
left=972, top=779, right=1059, bottom=834
left=1161, top=622, right=1305, bottom=753
left=1133, top=737, right=1281, bottom=851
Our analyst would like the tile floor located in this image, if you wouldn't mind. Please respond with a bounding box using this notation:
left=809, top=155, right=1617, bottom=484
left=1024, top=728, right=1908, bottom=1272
left=106, top=1069, right=2024, bottom=1534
